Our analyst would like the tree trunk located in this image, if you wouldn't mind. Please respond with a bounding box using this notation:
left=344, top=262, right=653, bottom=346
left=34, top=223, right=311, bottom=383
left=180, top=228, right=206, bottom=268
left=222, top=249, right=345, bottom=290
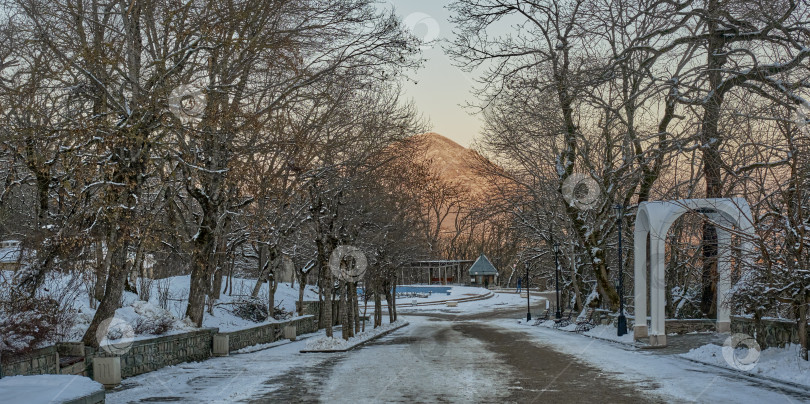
left=211, top=234, right=227, bottom=300
left=701, top=222, right=718, bottom=317
left=186, top=229, right=215, bottom=327
left=93, top=242, right=106, bottom=307
left=385, top=286, right=394, bottom=323
left=339, top=282, right=349, bottom=340
left=391, top=280, right=397, bottom=322
left=268, top=274, right=277, bottom=319
left=251, top=244, right=269, bottom=298
left=374, top=292, right=382, bottom=328
left=298, top=276, right=307, bottom=316
left=699, top=0, right=725, bottom=319
left=799, top=291, right=808, bottom=361
left=350, top=283, right=360, bottom=336
left=346, top=282, right=355, bottom=337
left=82, top=232, right=127, bottom=347
left=322, top=271, right=334, bottom=337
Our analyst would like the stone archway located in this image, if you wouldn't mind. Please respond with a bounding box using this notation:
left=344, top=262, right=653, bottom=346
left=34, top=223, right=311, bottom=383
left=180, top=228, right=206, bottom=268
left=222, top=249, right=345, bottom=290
left=633, top=198, right=755, bottom=347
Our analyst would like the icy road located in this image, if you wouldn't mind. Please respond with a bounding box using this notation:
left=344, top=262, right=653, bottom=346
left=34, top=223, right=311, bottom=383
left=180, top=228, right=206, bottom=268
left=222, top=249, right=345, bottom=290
left=108, top=309, right=810, bottom=403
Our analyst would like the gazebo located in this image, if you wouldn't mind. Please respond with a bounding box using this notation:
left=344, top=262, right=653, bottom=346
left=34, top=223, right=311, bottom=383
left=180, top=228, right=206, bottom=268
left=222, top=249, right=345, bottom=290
left=469, top=254, right=498, bottom=288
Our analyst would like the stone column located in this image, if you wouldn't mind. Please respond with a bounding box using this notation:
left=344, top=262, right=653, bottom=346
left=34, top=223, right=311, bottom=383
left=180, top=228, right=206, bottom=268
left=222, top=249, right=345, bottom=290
left=93, top=356, right=121, bottom=388
left=716, top=228, right=732, bottom=333
left=649, top=235, right=667, bottom=347
left=213, top=334, right=229, bottom=357
left=633, top=229, right=649, bottom=340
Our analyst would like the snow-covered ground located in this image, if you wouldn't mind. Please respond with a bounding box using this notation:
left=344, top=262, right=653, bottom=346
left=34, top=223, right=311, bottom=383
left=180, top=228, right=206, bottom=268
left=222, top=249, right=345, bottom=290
left=682, top=343, right=810, bottom=387
left=382, top=285, right=489, bottom=304
left=8, top=271, right=319, bottom=349
left=396, top=288, right=547, bottom=314
left=106, top=329, right=334, bottom=403
left=0, top=375, right=103, bottom=403
left=522, top=319, right=637, bottom=344
left=492, top=318, right=810, bottom=401
left=106, top=315, right=514, bottom=404
left=305, top=320, right=407, bottom=351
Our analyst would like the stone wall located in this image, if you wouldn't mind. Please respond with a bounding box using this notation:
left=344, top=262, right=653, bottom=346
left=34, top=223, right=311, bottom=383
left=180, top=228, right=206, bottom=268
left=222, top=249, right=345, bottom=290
left=222, top=315, right=317, bottom=352
left=731, top=316, right=809, bottom=349
left=90, top=328, right=218, bottom=379
left=296, top=300, right=341, bottom=326
left=0, top=345, right=59, bottom=377
left=296, top=300, right=321, bottom=316
left=1, top=303, right=329, bottom=383
left=665, top=319, right=716, bottom=334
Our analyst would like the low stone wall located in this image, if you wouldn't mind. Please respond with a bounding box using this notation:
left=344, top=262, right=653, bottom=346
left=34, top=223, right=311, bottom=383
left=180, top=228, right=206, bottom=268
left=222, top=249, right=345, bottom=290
left=1, top=345, right=59, bottom=377
left=296, top=300, right=341, bottom=326
left=297, top=300, right=321, bottom=316
left=665, top=319, right=716, bottom=334
left=91, top=328, right=218, bottom=379
left=731, top=316, right=809, bottom=349
left=3, top=313, right=324, bottom=382
left=222, top=316, right=317, bottom=352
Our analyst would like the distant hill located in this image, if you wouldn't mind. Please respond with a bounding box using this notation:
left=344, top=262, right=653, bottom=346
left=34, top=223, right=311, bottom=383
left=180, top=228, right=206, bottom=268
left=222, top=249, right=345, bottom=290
left=412, top=132, right=494, bottom=197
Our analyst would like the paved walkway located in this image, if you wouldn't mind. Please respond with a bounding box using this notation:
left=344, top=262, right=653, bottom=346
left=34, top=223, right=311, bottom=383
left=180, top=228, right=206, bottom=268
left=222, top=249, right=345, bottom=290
left=107, top=307, right=810, bottom=403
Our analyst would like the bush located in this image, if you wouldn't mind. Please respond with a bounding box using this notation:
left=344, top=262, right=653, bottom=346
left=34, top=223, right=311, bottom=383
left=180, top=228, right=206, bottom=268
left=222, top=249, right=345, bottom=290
left=229, top=297, right=269, bottom=322
left=133, top=315, right=173, bottom=335
left=0, top=297, right=61, bottom=355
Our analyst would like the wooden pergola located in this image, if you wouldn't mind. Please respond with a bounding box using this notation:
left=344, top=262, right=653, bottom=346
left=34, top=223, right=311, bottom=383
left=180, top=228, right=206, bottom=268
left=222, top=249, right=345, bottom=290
left=400, top=260, right=475, bottom=285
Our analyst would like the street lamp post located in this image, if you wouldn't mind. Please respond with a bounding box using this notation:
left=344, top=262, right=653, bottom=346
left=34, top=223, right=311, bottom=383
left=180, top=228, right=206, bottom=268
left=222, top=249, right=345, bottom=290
left=615, top=204, right=627, bottom=336
left=553, top=241, right=561, bottom=319
left=525, top=261, right=531, bottom=321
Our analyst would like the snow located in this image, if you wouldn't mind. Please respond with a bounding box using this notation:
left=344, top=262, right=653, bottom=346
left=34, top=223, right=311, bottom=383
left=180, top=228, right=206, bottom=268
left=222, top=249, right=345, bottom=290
left=493, top=318, right=810, bottom=402
left=396, top=289, right=546, bottom=315
left=105, top=331, right=333, bottom=404
left=380, top=285, right=488, bottom=304
left=318, top=315, right=512, bottom=402
left=584, top=324, right=636, bottom=344
left=101, top=295, right=809, bottom=403
left=682, top=343, right=810, bottom=387
left=0, top=375, right=103, bottom=403
left=7, top=271, right=320, bottom=350
left=305, top=320, right=407, bottom=351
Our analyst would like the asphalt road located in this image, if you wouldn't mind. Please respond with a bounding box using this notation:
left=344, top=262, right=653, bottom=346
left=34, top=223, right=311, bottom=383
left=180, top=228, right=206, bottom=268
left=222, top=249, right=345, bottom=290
left=109, top=307, right=809, bottom=403
left=251, top=312, right=662, bottom=403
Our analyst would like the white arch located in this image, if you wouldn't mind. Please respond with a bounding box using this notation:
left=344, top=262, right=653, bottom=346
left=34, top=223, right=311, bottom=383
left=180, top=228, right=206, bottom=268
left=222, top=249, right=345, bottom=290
left=633, top=198, right=755, bottom=347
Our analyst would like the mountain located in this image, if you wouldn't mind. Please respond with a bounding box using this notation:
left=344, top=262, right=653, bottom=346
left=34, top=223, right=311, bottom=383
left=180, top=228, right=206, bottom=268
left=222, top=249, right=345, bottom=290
left=412, top=132, right=493, bottom=196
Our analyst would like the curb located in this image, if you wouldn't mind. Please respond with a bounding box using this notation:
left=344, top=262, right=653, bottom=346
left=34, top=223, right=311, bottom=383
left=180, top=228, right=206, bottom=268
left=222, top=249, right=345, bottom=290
left=531, top=323, right=810, bottom=395
left=300, top=322, right=410, bottom=353
left=679, top=356, right=810, bottom=394
left=385, top=292, right=495, bottom=308
left=523, top=320, right=644, bottom=349
left=234, top=334, right=318, bottom=355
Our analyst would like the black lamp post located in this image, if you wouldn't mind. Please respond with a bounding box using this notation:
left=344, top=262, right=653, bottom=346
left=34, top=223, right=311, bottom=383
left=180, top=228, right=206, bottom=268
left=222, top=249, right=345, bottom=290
left=525, top=261, right=531, bottom=321
left=615, top=204, right=627, bottom=336
left=553, top=241, right=561, bottom=319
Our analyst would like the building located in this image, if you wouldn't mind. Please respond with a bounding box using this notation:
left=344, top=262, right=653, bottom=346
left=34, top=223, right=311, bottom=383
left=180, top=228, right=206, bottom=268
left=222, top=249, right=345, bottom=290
left=468, top=254, right=498, bottom=288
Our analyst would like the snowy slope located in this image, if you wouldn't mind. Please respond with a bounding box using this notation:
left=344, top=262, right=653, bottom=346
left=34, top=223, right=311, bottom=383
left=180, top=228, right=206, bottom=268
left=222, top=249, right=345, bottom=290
left=21, top=272, right=320, bottom=347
